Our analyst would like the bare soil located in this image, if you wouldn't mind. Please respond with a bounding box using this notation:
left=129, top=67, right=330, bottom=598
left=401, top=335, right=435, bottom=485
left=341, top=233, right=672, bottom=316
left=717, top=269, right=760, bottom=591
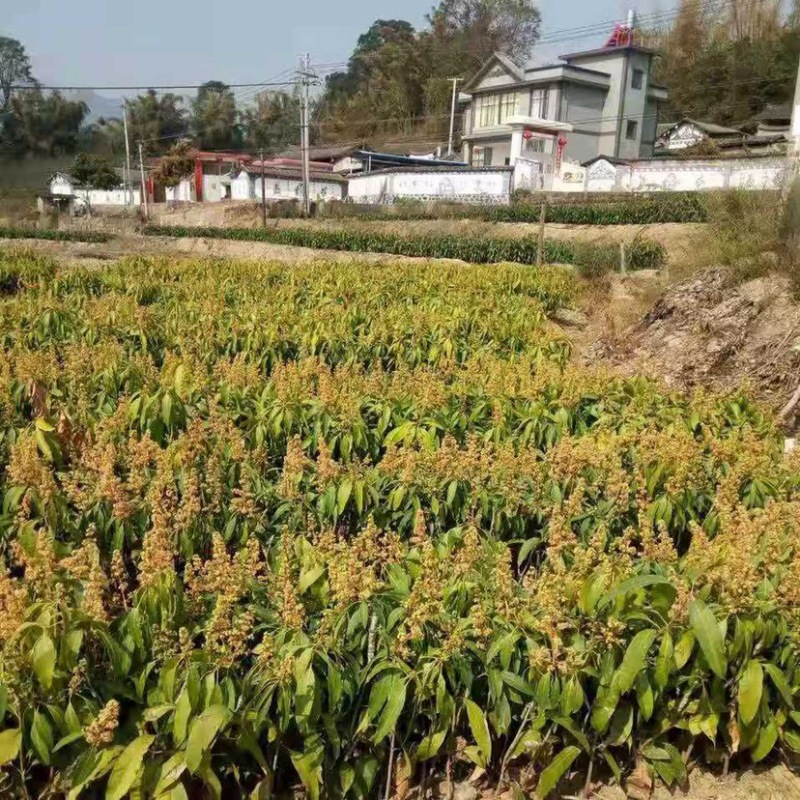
left=577, top=267, right=800, bottom=425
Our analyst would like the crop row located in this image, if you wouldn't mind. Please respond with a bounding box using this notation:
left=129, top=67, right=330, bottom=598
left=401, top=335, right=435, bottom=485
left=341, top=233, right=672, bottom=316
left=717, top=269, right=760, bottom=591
left=0, top=226, right=113, bottom=243
left=321, top=193, right=709, bottom=224
left=144, top=224, right=666, bottom=270
left=0, top=251, right=798, bottom=799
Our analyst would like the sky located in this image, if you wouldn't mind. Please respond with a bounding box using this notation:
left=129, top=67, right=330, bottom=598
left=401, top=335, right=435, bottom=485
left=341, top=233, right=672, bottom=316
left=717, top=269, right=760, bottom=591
left=5, top=0, right=661, bottom=100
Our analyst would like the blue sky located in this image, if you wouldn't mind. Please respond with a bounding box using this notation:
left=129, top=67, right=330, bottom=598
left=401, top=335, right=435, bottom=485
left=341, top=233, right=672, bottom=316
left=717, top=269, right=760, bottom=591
left=5, top=0, right=660, bottom=96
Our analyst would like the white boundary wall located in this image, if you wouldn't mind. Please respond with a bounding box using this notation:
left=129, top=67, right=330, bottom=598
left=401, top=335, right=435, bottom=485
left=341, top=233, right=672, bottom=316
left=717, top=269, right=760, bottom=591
left=348, top=168, right=513, bottom=205
left=585, top=156, right=789, bottom=193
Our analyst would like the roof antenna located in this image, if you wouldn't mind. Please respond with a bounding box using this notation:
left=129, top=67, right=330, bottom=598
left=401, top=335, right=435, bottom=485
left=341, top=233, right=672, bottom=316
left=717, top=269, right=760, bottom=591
left=627, top=9, right=636, bottom=43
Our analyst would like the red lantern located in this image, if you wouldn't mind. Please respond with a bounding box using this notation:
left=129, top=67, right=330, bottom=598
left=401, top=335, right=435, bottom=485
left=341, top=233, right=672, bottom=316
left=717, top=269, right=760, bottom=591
left=522, top=129, right=533, bottom=140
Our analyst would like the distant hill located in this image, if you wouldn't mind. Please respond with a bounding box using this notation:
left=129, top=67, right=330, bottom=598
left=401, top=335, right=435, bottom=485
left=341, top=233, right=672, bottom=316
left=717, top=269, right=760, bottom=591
left=63, top=90, right=124, bottom=123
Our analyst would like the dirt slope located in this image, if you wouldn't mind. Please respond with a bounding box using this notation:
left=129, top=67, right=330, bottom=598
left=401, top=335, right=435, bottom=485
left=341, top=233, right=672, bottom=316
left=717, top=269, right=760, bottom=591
left=582, top=267, right=800, bottom=424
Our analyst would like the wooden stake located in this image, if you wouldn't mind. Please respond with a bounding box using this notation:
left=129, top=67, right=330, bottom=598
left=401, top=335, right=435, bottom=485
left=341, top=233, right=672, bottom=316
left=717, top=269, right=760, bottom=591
left=537, top=197, right=547, bottom=267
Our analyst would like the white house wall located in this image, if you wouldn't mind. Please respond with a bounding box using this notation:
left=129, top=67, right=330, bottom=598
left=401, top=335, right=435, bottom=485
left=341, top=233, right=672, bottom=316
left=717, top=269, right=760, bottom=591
left=165, top=179, right=196, bottom=203
left=348, top=169, right=513, bottom=204
left=48, top=176, right=141, bottom=205
left=251, top=176, right=343, bottom=202
left=202, top=174, right=226, bottom=203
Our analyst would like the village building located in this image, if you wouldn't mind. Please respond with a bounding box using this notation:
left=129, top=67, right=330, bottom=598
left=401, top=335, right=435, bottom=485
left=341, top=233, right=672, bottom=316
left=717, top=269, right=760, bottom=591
left=458, top=14, right=668, bottom=170
left=39, top=171, right=142, bottom=213
left=158, top=151, right=252, bottom=203
left=655, top=117, right=788, bottom=156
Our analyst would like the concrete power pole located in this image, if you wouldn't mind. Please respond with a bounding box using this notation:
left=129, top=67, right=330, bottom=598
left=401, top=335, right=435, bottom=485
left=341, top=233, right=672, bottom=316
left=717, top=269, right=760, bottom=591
left=447, top=78, right=461, bottom=157
left=260, top=149, right=267, bottom=228
left=298, top=54, right=315, bottom=217
left=138, top=142, right=148, bottom=220
left=122, top=103, right=133, bottom=206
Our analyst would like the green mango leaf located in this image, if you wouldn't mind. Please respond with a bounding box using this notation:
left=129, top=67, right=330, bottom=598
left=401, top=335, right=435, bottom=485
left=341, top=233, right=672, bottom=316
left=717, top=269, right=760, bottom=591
left=33, top=633, right=56, bottom=690
left=31, top=710, right=53, bottom=765
left=290, top=744, right=322, bottom=800
left=298, top=564, right=325, bottom=594
left=688, top=600, right=727, bottom=680
left=465, top=698, right=492, bottom=767
left=106, top=734, right=154, bottom=800
left=154, top=752, right=187, bottom=796
left=536, top=745, right=580, bottom=798
left=185, top=705, right=231, bottom=773
left=738, top=661, right=763, bottom=725
left=751, top=719, right=778, bottom=762
left=173, top=689, right=192, bottom=746
left=0, top=729, right=22, bottom=765
left=764, top=663, right=794, bottom=708
left=599, top=574, right=673, bottom=607
left=416, top=729, right=447, bottom=761
left=373, top=679, right=406, bottom=744
left=616, top=629, right=657, bottom=694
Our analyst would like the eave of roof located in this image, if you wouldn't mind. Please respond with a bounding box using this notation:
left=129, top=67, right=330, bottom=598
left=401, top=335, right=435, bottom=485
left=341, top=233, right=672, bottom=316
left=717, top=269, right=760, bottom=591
left=560, top=44, right=657, bottom=61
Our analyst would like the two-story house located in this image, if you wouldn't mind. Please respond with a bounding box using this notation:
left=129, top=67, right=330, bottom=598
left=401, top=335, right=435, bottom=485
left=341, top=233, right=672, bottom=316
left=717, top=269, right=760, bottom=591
left=459, top=22, right=668, bottom=168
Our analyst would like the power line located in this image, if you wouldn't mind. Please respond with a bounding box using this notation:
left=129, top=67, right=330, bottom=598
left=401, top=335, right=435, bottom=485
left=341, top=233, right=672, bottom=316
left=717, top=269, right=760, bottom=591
left=10, top=80, right=298, bottom=92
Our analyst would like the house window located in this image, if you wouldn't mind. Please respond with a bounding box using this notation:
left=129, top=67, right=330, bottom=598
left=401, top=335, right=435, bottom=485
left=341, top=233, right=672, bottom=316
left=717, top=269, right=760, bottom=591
left=529, top=88, right=550, bottom=119
left=477, top=95, right=498, bottom=128
left=631, top=68, right=644, bottom=90
left=626, top=120, right=639, bottom=140
left=498, top=93, right=517, bottom=123
left=472, top=146, right=492, bottom=167
left=526, top=134, right=552, bottom=154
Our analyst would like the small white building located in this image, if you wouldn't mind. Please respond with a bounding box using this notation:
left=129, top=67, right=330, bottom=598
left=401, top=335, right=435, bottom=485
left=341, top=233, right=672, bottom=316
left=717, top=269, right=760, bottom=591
left=232, top=167, right=345, bottom=202
left=47, top=172, right=141, bottom=207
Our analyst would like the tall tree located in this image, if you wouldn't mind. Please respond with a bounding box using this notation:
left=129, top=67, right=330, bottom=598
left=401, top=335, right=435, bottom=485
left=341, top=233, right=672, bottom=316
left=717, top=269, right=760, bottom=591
left=126, top=90, right=188, bottom=153
left=193, top=81, right=238, bottom=150
left=0, top=37, right=36, bottom=111
left=242, top=91, right=301, bottom=152
left=425, top=0, right=542, bottom=67
left=3, top=90, right=88, bottom=156
left=316, top=1, right=541, bottom=143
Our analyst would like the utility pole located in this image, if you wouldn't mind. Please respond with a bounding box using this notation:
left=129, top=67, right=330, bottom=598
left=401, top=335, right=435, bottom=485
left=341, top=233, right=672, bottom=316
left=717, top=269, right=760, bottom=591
left=138, top=141, right=148, bottom=220
left=122, top=102, right=133, bottom=206
left=298, top=53, right=316, bottom=217
left=447, top=77, right=461, bottom=158
left=259, top=149, right=267, bottom=228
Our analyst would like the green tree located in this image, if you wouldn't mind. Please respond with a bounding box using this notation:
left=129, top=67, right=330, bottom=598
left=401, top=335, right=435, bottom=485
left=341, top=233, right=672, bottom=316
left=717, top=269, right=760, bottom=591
left=70, top=152, right=120, bottom=190
left=242, top=91, right=300, bottom=152
left=126, top=90, right=188, bottom=153
left=0, top=36, right=36, bottom=110
left=425, top=0, right=542, bottom=67
left=70, top=152, right=120, bottom=215
left=316, top=1, right=541, bottom=143
left=152, top=139, right=196, bottom=187
left=193, top=81, right=239, bottom=150
left=3, top=90, right=87, bottom=156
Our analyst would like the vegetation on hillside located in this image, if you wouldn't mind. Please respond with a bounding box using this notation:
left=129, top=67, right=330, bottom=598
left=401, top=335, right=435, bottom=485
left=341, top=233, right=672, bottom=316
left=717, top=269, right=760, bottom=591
left=646, top=0, right=800, bottom=126
left=0, top=251, right=799, bottom=797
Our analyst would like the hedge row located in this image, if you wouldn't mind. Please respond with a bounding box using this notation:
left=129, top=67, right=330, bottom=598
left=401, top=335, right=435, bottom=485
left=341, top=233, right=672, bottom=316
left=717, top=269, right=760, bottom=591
left=0, top=227, right=113, bottom=243
left=317, top=192, right=709, bottom=224
left=144, top=223, right=666, bottom=270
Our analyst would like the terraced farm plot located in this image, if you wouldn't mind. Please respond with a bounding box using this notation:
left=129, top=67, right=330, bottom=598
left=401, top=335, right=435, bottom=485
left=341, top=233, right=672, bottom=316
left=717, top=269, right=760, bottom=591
left=0, top=249, right=799, bottom=798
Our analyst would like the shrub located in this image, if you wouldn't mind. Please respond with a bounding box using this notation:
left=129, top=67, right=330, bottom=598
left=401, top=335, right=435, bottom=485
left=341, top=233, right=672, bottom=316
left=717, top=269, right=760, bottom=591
left=0, top=253, right=795, bottom=799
